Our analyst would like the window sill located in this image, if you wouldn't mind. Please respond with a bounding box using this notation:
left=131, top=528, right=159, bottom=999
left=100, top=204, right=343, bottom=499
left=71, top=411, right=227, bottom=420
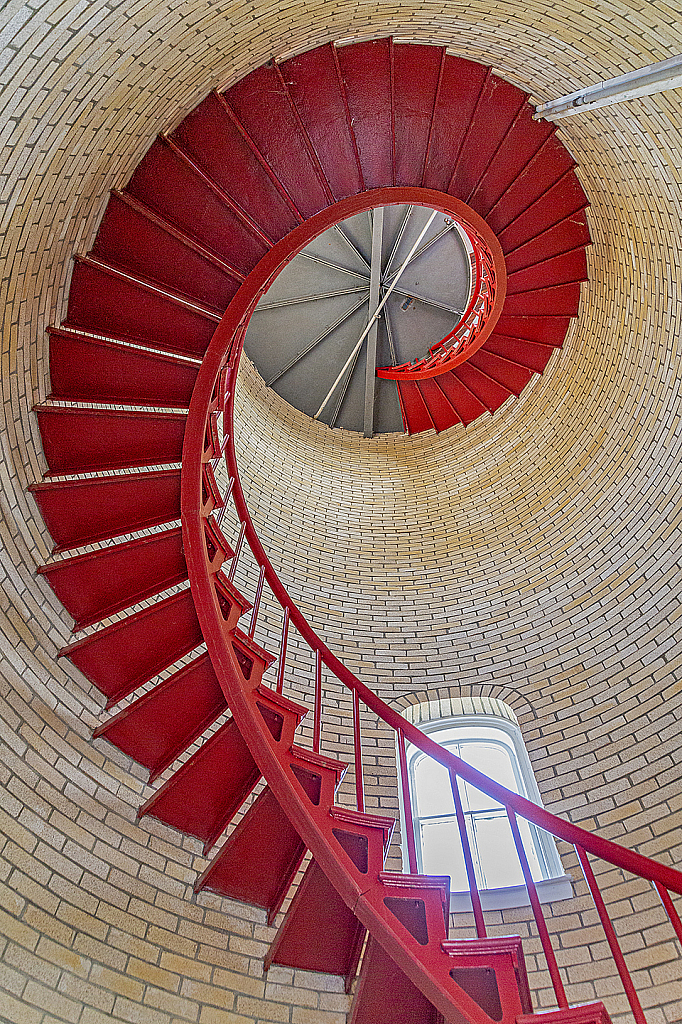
left=449, top=874, right=574, bottom=912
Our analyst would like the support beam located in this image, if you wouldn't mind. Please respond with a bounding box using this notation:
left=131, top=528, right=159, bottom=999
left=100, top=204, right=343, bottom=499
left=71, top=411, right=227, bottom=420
left=363, top=207, right=384, bottom=438
left=535, top=53, right=682, bottom=121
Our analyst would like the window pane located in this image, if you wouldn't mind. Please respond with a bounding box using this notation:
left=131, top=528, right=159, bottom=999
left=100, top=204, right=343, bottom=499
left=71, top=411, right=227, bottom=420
left=413, top=755, right=455, bottom=817
left=457, top=741, right=518, bottom=812
left=470, top=813, right=525, bottom=889
left=420, top=818, right=468, bottom=890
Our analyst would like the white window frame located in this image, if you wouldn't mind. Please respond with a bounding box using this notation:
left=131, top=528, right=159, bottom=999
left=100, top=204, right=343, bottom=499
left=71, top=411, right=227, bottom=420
left=399, top=711, right=573, bottom=912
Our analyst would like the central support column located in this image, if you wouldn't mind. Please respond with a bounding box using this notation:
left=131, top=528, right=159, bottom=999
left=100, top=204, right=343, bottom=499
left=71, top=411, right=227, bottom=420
left=363, top=207, right=384, bottom=438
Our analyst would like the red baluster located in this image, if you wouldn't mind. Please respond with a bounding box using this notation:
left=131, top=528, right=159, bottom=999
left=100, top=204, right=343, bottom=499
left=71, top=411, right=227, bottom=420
left=656, top=881, right=682, bottom=945
left=449, top=770, right=486, bottom=938
left=248, top=565, right=266, bottom=639
left=576, top=845, right=647, bottom=1024
left=352, top=689, right=364, bottom=813
left=227, top=521, right=246, bottom=582
left=275, top=607, right=289, bottom=695
left=313, top=648, right=322, bottom=754
left=507, top=809, right=568, bottom=1009
left=397, top=729, right=417, bottom=875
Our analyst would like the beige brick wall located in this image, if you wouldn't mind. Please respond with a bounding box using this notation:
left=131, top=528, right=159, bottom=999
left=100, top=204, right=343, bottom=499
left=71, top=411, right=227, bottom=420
left=2, top=1, right=682, bottom=1022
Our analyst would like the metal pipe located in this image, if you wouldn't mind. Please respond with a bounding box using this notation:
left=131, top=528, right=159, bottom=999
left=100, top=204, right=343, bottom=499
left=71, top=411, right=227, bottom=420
left=449, top=770, right=486, bottom=938
left=397, top=729, right=418, bottom=874
left=227, top=521, right=246, bottom=582
left=353, top=689, right=364, bottom=813
left=275, top=607, right=290, bottom=695
left=535, top=54, right=682, bottom=121
left=313, top=648, right=322, bottom=753
left=248, top=565, right=266, bottom=638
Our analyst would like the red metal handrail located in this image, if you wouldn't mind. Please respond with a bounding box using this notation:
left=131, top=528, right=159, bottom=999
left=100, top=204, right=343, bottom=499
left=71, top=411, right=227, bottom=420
left=183, top=187, right=682, bottom=1019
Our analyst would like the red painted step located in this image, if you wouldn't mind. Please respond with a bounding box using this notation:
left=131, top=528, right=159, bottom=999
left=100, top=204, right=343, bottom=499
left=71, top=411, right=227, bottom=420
left=335, top=38, right=393, bottom=189
left=414, top=379, right=460, bottom=432
left=195, top=785, right=307, bottom=923
left=435, top=372, right=488, bottom=426
left=65, top=257, right=219, bottom=358
left=48, top=328, right=199, bottom=409
left=38, top=527, right=187, bottom=631
left=502, top=281, right=582, bottom=317
left=266, top=859, right=365, bottom=988
left=35, top=405, right=186, bottom=476
left=423, top=55, right=489, bottom=193
left=94, top=653, right=227, bottom=782
left=350, top=938, right=443, bottom=1024
left=60, top=588, right=202, bottom=706
left=486, top=133, right=576, bottom=234
left=397, top=380, right=435, bottom=434
left=224, top=66, right=330, bottom=220
left=441, top=936, right=532, bottom=1019
left=278, top=44, right=364, bottom=201
left=126, top=136, right=269, bottom=274
left=139, top=716, right=261, bottom=853
left=466, top=349, right=534, bottom=397
left=453, top=362, right=514, bottom=413
left=518, top=1004, right=612, bottom=1024
left=504, top=211, right=591, bottom=274
left=171, top=92, right=299, bottom=242
left=483, top=333, right=557, bottom=374
left=468, top=105, right=554, bottom=217
left=498, top=172, right=589, bottom=254
left=29, top=470, right=181, bottom=553
left=492, top=314, right=571, bottom=347
left=393, top=43, right=444, bottom=187
left=507, top=248, right=588, bottom=294
left=451, top=74, right=525, bottom=203
left=329, top=806, right=395, bottom=879
left=92, top=191, right=241, bottom=310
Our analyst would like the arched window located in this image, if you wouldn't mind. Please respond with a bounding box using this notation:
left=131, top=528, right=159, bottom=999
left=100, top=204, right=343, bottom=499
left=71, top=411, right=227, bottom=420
left=400, top=697, right=571, bottom=910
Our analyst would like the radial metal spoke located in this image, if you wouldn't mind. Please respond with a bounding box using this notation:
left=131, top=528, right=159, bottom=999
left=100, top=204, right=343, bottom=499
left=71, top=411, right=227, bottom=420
left=330, top=342, right=364, bottom=428
left=334, top=224, right=371, bottom=271
left=255, top=285, right=369, bottom=310
left=388, top=285, right=464, bottom=316
left=383, top=205, right=413, bottom=278
left=384, top=304, right=397, bottom=365
left=266, top=293, right=369, bottom=386
left=299, top=251, right=370, bottom=280
left=363, top=206, right=384, bottom=437
left=383, top=221, right=456, bottom=282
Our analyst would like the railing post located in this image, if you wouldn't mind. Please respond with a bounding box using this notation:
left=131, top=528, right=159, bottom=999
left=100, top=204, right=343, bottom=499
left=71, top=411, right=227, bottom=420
left=507, top=809, right=568, bottom=1009
left=248, top=565, right=266, bottom=638
left=214, top=476, right=234, bottom=528
left=313, top=648, right=322, bottom=753
left=397, top=728, right=418, bottom=874
left=227, top=521, right=246, bottom=582
left=275, top=607, right=289, bottom=695
left=449, top=770, right=486, bottom=938
left=656, top=881, right=682, bottom=945
left=352, top=689, right=364, bottom=813
left=576, top=846, right=647, bottom=1024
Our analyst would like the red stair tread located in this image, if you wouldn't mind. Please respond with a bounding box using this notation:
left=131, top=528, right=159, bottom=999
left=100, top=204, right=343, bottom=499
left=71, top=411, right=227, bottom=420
left=350, top=938, right=441, bottom=1024
left=139, top=717, right=260, bottom=852
left=279, top=44, right=363, bottom=201
left=125, top=137, right=269, bottom=275
left=60, top=589, right=202, bottom=706
left=493, top=314, right=571, bottom=347
left=503, top=281, right=582, bottom=317
left=38, top=527, right=187, bottom=630
left=48, top=329, right=199, bottom=409
left=66, top=258, right=218, bottom=359
left=35, top=405, right=186, bottom=476
left=415, top=378, right=460, bottom=432
left=486, top=133, right=576, bottom=234
left=92, top=191, right=240, bottom=311
left=435, top=371, right=488, bottom=426
left=393, top=43, right=444, bottom=187
left=224, top=66, right=329, bottom=220
left=518, top=1004, right=612, bottom=1024
left=397, top=380, right=435, bottom=434
left=468, top=105, right=554, bottom=217
left=453, top=362, right=513, bottom=413
left=266, top=859, right=365, bottom=982
left=171, top=92, right=298, bottom=242
left=483, top=333, right=556, bottom=374
left=499, top=172, right=589, bottom=254
left=94, top=653, right=227, bottom=782
left=29, top=470, right=181, bottom=553
left=451, top=75, right=526, bottom=203
left=505, top=211, right=591, bottom=274
left=442, top=936, right=532, bottom=1016
left=467, top=349, right=533, bottom=396
left=423, top=55, right=489, bottom=193
left=507, top=248, right=588, bottom=294
left=195, top=785, right=306, bottom=923
left=335, top=38, right=393, bottom=189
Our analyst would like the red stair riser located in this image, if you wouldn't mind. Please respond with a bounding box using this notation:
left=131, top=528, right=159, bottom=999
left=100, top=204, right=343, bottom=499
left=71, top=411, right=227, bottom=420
left=29, top=471, right=181, bottom=553
left=468, top=106, right=554, bottom=216
left=483, top=333, right=555, bottom=374
left=502, top=281, right=582, bottom=317
left=38, top=527, right=187, bottom=631
left=393, top=43, right=444, bottom=186
left=506, top=248, right=588, bottom=294
left=415, top=378, right=460, bottom=432
left=93, top=653, right=227, bottom=782
left=504, top=211, right=591, bottom=274
left=498, top=172, right=588, bottom=253
left=335, top=39, right=393, bottom=189
left=451, top=75, right=526, bottom=203
left=453, top=361, right=513, bottom=413
left=467, top=349, right=533, bottom=396
left=436, top=372, right=487, bottom=425
left=397, top=380, right=435, bottom=433
left=36, top=405, right=186, bottom=476
left=422, top=55, right=488, bottom=193
left=492, top=313, right=571, bottom=346
left=48, top=328, right=199, bottom=408
left=485, top=133, right=576, bottom=233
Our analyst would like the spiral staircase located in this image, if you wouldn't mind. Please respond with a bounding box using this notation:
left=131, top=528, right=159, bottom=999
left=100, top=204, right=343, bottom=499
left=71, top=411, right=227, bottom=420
left=29, top=38, right=682, bottom=1024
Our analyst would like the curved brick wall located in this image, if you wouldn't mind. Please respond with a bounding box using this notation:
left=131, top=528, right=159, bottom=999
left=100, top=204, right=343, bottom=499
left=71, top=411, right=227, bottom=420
left=2, top=2, right=682, bottom=1022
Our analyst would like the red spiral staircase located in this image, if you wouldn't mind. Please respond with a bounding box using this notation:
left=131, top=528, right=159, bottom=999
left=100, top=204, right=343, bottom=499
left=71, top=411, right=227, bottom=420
left=30, top=39, right=682, bottom=1024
